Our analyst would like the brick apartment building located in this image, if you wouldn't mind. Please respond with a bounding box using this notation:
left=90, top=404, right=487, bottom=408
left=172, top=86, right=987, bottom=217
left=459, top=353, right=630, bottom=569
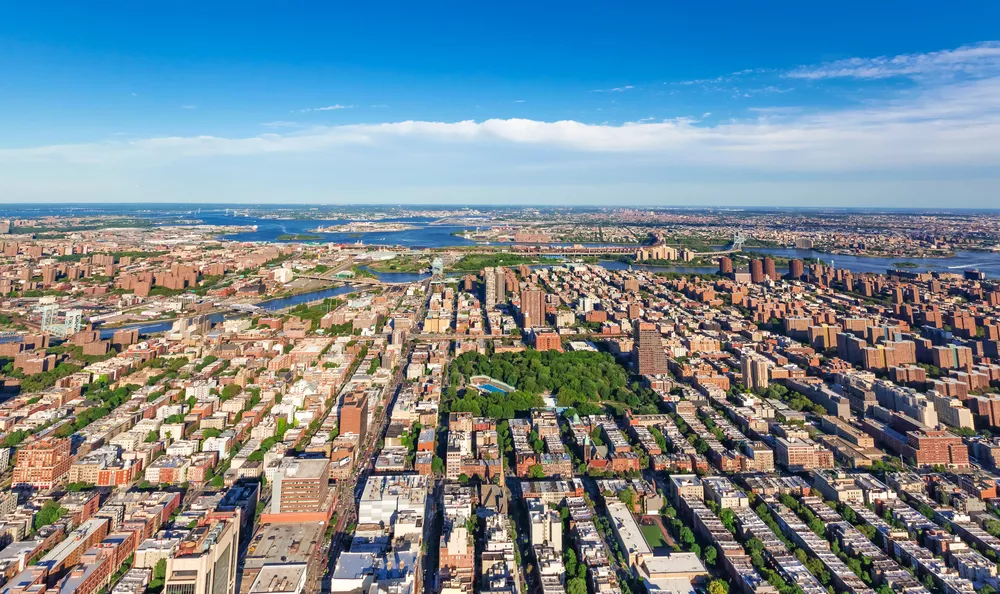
left=13, top=438, right=72, bottom=489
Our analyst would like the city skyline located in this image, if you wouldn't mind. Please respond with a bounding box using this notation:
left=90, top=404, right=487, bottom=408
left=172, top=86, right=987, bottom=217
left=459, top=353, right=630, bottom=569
left=1, top=198, right=1000, bottom=594
left=1, top=2, right=1000, bottom=206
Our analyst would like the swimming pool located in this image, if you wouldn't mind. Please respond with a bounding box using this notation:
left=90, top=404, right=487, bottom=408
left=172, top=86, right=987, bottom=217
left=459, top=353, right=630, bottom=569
left=470, top=375, right=516, bottom=395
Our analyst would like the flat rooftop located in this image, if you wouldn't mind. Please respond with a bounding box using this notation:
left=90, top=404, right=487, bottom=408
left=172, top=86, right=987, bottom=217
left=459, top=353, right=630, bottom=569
left=248, top=563, right=308, bottom=594
left=244, top=523, right=324, bottom=569
left=642, top=552, right=708, bottom=578
left=278, top=458, right=329, bottom=480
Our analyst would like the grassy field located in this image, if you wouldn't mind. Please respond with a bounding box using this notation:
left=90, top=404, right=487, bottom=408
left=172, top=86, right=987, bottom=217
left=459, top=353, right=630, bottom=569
left=449, top=253, right=545, bottom=271
left=640, top=522, right=669, bottom=548
left=367, top=256, right=429, bottom=272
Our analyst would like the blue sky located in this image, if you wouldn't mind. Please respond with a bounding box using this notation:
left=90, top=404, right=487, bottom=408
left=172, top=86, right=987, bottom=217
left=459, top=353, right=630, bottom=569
left=2, top=1, right=1000, bottom=206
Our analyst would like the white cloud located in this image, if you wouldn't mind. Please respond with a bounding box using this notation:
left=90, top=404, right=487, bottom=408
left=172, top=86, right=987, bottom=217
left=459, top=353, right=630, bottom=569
left=675, top=76, right=726, bottom=86
left=299, top=104, right=354, bottom=112
left=591, top=85, right=634, bottom=93
left=3, top=75, right=999, bottom=174
left=735, top=86, right=793, bottom=97
left=673, top=68, right=774, bottom=86
left=181, top=105, right=197, bottom=109
left=786, top=41, right=1000, bottom=80
left=261, top=121, right=301, bottom=129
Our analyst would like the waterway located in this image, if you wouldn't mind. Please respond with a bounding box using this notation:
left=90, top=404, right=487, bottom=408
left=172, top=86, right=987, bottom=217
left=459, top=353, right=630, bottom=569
left=597, top=260, right=719, bottom=275
left=221, top=216, right=476, bottom=247
left=355, top=266, right=433, bottom=284
left=750, top=248, right=1000, bottom=277
left=94, top=248, right=1000, bottom=339
left=7, top=203, right=632, bottom=249
left=6, top=204, right=1000, bottom=274
left=98, top=285, right=360, bottom=338
left=210, top=209, right=1000, bottom=279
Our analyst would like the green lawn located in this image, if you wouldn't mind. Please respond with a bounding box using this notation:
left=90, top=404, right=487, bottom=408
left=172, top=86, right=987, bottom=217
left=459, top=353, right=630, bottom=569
left=640, top=522, right=669, bottom=548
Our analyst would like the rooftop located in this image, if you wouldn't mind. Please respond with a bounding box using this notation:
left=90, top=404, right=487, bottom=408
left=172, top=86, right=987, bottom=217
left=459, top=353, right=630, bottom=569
left=247, top=563, right=309, bottom=594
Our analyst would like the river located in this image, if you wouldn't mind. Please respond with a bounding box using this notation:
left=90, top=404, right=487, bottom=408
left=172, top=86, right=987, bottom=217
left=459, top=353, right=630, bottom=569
left=98, top=285, right=360, bottom=338
left=213, top=210, right=999, bottom=278
left=597, top=260, right=719, bottom=275
left=5, top=204, right=999, bottom=274
left=98, top=248, right=999, bottom=339
left=599, top=249, right=1000, bottom=277
left=749, top=248, right=1000, bottom=277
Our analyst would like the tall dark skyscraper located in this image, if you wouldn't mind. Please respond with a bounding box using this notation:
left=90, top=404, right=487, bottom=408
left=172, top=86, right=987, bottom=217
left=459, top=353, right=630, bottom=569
left=788, top=259, right=805, bottom=280
left=750, top=259, right=765, bottom=283
left=763, top=257, right=778, bottom=280
left=718, top=256, right=733, bottom=275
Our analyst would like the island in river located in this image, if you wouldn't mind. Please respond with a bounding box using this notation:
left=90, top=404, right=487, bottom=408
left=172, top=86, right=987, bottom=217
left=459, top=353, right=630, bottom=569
left=276, top=233, right=323, bottom=241
left=310, top=221, right=420, bottom=233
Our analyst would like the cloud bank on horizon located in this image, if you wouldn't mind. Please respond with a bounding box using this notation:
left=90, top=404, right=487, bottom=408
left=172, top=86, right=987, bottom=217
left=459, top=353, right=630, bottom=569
left=3, top=40, right=1000, bottom=206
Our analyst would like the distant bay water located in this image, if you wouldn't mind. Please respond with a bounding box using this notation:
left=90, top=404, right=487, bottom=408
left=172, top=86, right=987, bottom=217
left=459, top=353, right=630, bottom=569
left=8, top=204, right=999, bottom=277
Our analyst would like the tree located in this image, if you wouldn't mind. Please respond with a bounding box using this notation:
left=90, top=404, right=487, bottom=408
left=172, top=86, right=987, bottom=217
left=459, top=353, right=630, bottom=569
left=805, top=557, right=831, bottom=585
left=2, top=430, right=28, bottom=448
left=745, top=538, right=765, bottom=567
left=567, top=578, right=588, bottom=594
left=528, top=465, right=546, bottom=479
left=708, top=579, right=729, bottom=594
left=153, top=559, right=166, bottom=580
left=679, top=526, right=696, bottom=547
left=808, top=517, right=825, bottom=536
left=465, top=515, right=479, bottom=534
left=564, top=549, right=578, bottom=577
left=431, top=456, right=445, bottom=474
left=618, top=487, right=636, bottom=510
left=719, top=508, right=736, bottom=533
left=33, top=500, right=66, bottom=532
left=704, top=546, right=717, bottom=566
left=458, top=473, right=470, bottom=484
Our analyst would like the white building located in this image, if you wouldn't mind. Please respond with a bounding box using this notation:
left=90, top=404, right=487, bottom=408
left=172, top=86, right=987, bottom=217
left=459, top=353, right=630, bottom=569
left=357, top=474, right=429, bottom=527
